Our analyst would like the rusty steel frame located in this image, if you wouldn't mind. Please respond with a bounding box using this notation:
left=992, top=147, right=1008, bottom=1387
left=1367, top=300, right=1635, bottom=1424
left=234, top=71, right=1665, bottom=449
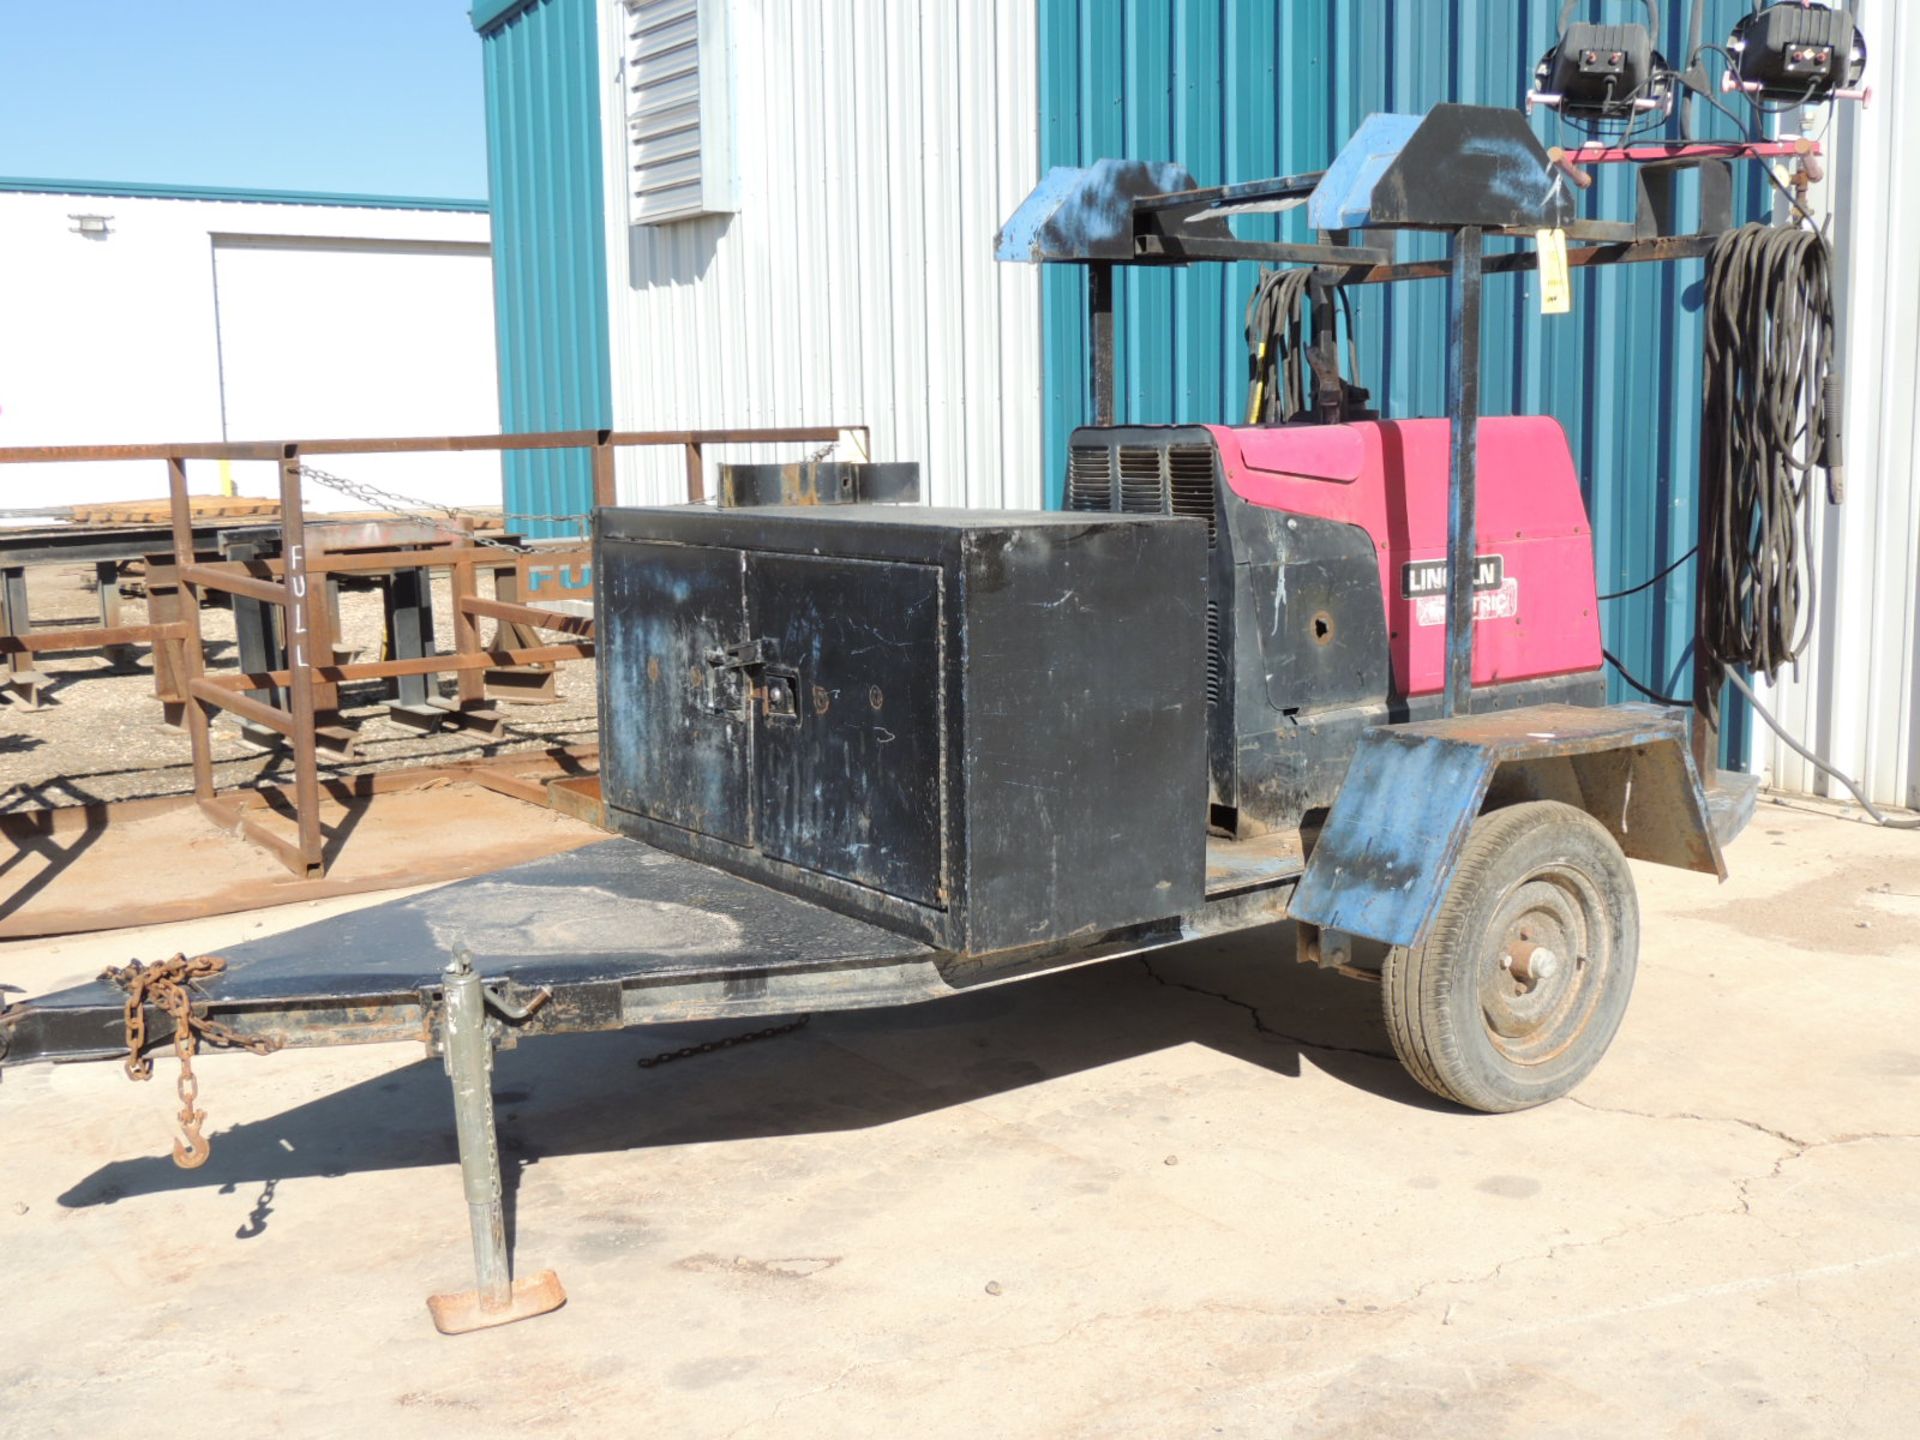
left=0, top=425, right=865, bottom=878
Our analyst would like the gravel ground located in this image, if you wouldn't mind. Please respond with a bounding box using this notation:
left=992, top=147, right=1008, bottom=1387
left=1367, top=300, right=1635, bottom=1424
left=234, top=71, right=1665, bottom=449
left=0, top=558, right=599, bottom=812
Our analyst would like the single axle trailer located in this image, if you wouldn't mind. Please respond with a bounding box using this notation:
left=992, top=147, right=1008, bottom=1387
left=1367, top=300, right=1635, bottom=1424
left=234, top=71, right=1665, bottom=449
left=0, top=96, right=1839, bottom=1333
left=1, top=697, right=1753, bottom=1330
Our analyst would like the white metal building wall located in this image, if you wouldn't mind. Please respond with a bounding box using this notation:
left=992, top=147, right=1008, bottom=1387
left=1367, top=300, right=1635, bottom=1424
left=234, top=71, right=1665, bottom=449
left=0, top=192, right=499, bottom=513
left=1755, top=0, right=1920, bottom=811
left=598, top=0, right=1042, bottom=508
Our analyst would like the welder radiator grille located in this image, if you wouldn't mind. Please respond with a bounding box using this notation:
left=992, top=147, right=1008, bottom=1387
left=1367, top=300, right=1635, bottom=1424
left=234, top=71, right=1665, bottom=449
left=1117, top=447, right=1165, bottom=513
left=1066, top=446, right=1112, bottom=511
left=1065, top=442, right=1218, bottom=549
left=1166, top=446, right=1218, bottom=545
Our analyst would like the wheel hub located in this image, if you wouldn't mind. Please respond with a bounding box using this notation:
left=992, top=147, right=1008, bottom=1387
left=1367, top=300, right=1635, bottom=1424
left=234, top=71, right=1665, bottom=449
left=1504, top=941, right=1560, bottom=983
left=1478, top=869, right=1609, bottom=1065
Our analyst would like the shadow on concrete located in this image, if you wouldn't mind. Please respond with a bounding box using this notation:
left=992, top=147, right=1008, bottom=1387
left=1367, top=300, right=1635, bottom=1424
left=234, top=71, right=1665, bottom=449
left=59, top=924, right=1453, bottom=1226
left=0, top=788, right=112, bottom=921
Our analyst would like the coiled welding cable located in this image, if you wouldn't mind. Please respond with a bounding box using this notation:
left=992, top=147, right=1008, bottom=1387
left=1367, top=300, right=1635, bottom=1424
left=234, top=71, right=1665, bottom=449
left=1697, top=222, right=1840, bottom=728
left=1627, top=228, right=1912, bottom=827
left=1244, top=268, right=1314, bottom=424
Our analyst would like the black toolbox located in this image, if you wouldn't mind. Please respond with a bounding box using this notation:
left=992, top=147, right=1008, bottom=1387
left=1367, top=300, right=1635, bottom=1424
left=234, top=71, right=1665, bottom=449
left=595, top=505, right=1208, bottom=956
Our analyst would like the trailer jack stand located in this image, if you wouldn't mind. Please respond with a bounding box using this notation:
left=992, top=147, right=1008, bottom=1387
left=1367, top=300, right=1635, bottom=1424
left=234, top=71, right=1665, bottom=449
left=426, top=951, right=566, bottom=1335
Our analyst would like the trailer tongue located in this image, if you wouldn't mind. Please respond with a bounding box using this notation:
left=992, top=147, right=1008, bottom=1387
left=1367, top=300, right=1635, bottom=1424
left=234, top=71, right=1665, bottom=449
left=5, top=841, right=942, bottom=1072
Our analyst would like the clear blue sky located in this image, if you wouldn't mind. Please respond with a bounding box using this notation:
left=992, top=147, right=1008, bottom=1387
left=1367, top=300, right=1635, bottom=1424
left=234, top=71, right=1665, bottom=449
left=0, top=0, right=488, bottom=198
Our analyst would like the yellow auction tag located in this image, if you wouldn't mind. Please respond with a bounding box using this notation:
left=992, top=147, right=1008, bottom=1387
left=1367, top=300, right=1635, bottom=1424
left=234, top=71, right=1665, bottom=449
left=1538, top=227, right=1572, bottom=315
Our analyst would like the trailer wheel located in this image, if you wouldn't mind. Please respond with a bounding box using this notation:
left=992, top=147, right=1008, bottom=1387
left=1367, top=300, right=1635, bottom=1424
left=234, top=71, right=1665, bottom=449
left=1382, top=801, right=1639, bottom=1113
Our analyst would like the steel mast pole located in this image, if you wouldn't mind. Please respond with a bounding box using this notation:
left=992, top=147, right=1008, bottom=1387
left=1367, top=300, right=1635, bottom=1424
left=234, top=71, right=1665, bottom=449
left=1443, top=225, right=1485, bottom=718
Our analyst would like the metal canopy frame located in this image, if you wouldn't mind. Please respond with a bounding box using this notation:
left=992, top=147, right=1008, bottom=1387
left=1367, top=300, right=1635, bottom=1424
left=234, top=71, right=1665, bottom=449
left=995, top=103, right=1820, bottom=749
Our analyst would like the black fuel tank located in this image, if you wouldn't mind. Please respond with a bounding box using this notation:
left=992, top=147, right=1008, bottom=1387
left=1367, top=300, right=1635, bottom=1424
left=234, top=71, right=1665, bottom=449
left=595, top=505, right=1209, bottom=957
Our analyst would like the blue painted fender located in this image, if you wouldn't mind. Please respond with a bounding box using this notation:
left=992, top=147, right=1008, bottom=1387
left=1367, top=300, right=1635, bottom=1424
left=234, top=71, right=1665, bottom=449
left=1288, top=703, right=1730, bottom=950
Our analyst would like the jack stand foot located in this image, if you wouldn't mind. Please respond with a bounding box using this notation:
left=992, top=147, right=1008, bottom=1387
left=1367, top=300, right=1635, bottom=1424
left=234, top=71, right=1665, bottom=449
left=428, top=1269, right=567, bottom=1335
left=428, top=948, right=565, bottom=1335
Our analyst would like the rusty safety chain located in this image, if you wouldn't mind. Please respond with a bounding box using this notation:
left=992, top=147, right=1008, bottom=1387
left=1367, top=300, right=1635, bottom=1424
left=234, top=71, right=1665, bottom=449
left=296, top=463, right=590, bottom=553
left=636, top=1015, right=812, bottom=1070
left=103, top=954, right=281, bottom=1170
left=301, top=439, right=842, bottom=550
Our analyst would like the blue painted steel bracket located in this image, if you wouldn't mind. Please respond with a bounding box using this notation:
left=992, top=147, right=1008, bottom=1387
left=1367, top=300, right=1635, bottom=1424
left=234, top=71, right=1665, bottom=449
left=1307, top=113, right=1424, bottom=231
left=995, top=159, right=1224, bottom=263
left=1307, top=104, right=1576, bottom=233
left=1289, top=703, right=1727, bottom=949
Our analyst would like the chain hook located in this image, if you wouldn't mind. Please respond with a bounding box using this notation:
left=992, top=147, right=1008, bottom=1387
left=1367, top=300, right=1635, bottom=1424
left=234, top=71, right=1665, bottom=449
left=173, top=1053, right=211, bottom=1169
left=102, top=953, right=280, bottom=1170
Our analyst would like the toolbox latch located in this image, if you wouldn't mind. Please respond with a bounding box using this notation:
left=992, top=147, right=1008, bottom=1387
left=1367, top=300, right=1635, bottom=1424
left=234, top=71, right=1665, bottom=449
left=702, top=638, right=772, bottom=717
left=708, top=638, right=770, bottom=671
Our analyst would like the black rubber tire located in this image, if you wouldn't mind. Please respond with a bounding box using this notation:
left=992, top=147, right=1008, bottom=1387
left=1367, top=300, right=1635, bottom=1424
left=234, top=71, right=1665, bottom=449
left=1383, top=800, right=1639, bottom=1113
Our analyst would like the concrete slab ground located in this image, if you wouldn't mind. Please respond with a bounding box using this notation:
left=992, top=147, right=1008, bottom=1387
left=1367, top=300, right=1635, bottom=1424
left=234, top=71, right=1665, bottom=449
left=2, top=799, right=1916, bottom=1437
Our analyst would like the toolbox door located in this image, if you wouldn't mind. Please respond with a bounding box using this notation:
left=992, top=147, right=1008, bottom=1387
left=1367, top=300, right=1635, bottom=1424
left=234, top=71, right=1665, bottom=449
left=747, top=554, right=947, bottom=909
left=598, top=539, right=755, bottom=847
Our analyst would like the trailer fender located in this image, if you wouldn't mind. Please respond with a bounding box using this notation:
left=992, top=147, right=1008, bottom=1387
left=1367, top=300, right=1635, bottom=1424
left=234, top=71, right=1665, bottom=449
left=1288, top=704, right=1728, bottom=950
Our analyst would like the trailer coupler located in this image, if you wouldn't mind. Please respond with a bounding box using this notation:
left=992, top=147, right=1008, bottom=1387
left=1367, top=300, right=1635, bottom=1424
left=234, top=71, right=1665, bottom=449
left=425, top=948, right=567, bottom=1335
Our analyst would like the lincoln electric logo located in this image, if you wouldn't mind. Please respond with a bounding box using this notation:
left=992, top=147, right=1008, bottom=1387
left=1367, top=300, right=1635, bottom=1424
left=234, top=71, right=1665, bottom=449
left=1403, top=555, right=1519, bottom=628
left=1402, top=554, right=1505, bottom=599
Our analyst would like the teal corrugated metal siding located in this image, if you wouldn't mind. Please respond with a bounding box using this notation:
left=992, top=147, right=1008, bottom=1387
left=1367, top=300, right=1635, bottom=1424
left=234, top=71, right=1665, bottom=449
left=1040, top=0, right=1759, bottom=755
left=480, top=0, right=610, bottom=536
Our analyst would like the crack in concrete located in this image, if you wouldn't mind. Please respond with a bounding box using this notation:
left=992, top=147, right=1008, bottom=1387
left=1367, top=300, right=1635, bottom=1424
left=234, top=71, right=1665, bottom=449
left=1566, top=1096, right=1817, bottom=1148
left=1569, top=1097, right=1920, bottom=1177
left=1135, top=957, right=1397, bottom=1062
left=1393, top=1106, right=1920, bottom=1315
left=1402, top=1201, right=1727, bottom=1311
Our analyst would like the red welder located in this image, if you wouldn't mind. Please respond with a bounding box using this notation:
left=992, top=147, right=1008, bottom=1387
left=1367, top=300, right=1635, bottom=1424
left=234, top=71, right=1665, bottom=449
left=1062, top=417, right=1605, bottom=846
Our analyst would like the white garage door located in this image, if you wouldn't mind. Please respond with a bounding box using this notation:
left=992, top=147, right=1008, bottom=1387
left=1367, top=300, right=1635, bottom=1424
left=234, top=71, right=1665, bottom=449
left=213, top=236, right=502, bottom=512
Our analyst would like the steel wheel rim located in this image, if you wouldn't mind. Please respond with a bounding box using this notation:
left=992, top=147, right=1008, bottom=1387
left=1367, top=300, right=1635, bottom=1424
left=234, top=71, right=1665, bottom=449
left=1477, top=863, right=1611, bottom=1066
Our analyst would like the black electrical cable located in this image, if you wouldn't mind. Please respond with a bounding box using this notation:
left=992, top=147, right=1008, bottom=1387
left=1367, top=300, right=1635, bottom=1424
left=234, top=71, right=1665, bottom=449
left=1698, top=221, right=1839, bottom=732
left=1676, top=45, right=1824, bottom=227
left=1598, top=651, right=1919, bottom=826
left=1724, top=669, right=1920, bottom=828
left=1599, top=545, right=1697, bottom=601
left=1243, top=268, right=1315, bottom=423
left=1603, top=648, right=1690, bottom=706
left=1243, top=270, right=1365, bottom=425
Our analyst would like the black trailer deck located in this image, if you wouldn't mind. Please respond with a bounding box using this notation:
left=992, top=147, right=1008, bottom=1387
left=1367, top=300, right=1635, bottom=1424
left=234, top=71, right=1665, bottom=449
left=1, top=829, right=1307, bottom=1073
left=3, top=699, right=1757, bottom=1076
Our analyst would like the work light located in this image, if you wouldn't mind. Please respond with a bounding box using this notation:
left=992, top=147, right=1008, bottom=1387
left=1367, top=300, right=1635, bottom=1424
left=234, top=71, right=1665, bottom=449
left=1724, top=2, right=1868, bottom=106
left=1529, top=0, right=1676, bottom=126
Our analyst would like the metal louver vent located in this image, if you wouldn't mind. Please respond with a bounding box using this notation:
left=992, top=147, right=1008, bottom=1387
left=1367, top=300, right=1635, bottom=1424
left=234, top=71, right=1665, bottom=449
left=1205, top=601, right=1222, bottom=707
left=625, top=0, right=736, bottom=224
left=1066, top=446, right=1113, bottom=511
left=1117, top=447, right=1165, bottom=513
left=1166, top=445, right=1217, bottom=546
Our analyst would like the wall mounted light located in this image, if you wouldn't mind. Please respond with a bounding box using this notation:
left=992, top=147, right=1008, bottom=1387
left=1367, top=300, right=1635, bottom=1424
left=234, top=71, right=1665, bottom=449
left=68, top=213, right=113, bottom=238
